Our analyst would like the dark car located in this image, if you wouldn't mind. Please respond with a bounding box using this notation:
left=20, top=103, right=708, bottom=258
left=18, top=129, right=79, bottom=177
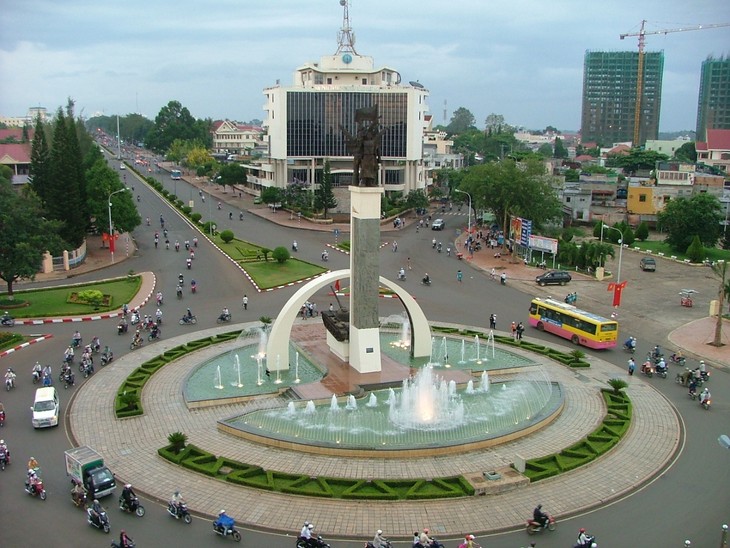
left=639, top=257, right=656, bottom=272
left=431, top=219, right=445, bottom=230
left=536, top=270, right=572, bottom=286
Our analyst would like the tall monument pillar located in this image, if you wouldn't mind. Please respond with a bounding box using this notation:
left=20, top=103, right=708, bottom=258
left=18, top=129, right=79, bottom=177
left=348, top=185, right=383, bottom=373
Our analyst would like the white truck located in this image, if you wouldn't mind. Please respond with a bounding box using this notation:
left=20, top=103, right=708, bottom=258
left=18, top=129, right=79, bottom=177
left=64, top=446, right=116, bottom=498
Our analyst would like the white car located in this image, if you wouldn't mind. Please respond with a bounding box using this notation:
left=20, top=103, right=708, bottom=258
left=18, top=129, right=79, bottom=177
left=119, top=164, right=126, bottom=170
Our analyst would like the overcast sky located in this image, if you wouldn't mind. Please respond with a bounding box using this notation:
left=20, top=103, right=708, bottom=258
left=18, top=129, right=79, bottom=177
left=1, top=0, right=728, bottom=133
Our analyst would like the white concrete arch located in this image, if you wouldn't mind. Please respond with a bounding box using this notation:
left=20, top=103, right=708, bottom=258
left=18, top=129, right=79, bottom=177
left=266, top=269, right=430, bottom=371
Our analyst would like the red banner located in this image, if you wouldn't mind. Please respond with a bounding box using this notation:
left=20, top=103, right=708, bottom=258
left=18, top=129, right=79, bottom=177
left=612, top=281, right=628, bottom=307
left=334, top=279, right=341, bottom=292
left=109, top=232, right=115, bottom=253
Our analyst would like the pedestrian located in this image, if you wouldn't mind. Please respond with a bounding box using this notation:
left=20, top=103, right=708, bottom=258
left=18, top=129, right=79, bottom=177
left=407, top=257, right=412, bottom=270
left=628, top=358, right=636, bottom=376
left=242, top=295, right=248, bottom=310
left=392, top=241, right=398, bottom=252
left=329, top=303, right=334, bottom=313
left=456, top=270, right=463, bottom=283
left=489, top=313, right=496, bottom=330
left=511, top=321, right=517, bottom=339
left=516, top=322, right=524, bottom=340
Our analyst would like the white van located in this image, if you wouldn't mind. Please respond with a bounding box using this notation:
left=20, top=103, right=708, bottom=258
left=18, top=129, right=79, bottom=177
left=31, top=387, right=60, bottom=428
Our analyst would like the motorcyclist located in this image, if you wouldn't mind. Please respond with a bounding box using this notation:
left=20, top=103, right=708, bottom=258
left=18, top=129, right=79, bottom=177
left=321, top=250, right=329, bottom=261
left=156, top=308, right=163, bottom=324
left=71, top=479, right=86, bottom=506
left=419, top=528, right=434, bottom=548
left=170, top=490, right=185, bottom=514
left=178, top=273, right=184, bottom=286
left=398, top=267, right=406, bottom=280
left=623, top=336, right=636, bottom=351
left=576, top=528, right=594, bottom=548
left=119, top=529, right=133, bottom=548
left=156, top=291, right=163, bottom=306
left=27, top=456, right=39, bottom=473
left=300, top=521, right=311, bottom=539
left=292, top=240, right=298, bottom=252
left=32, top=361, right=43, bottom=382
left=699, top=387, right=711, bottom=406
left=72, top=330, right=82, bottom=347
left=219, top=307, right=230, bottom=321
left=459, top=534, right=478, bottom=548
left=42, top=364, right=52, bottom=386
left=90, top=498, right=104, bottom=521
left=190, top=279, right=197, bottom=292
left=372, top=529, right=389, bottom=548
left=652, top=345, right=662, bottom=360
left=500, top=272, right=507, bottom=285
left=4, top=368, right=16, bottom=388
left=698, top=360, right=707, bottom=375
left=422, top=273, right=431, bottom=285
left=185, top=308, right=194, bottom=321
left=214, top=510, right=235, bottom=534
left=0, top=439, right=9, bottom=463
left=27, top=469, right=41, bottom=494
left=90, top=336, right=101, bottom=352
left=300, top=523, right=315, bottom=547
left=131, top=331, right=143, bottom=348
left=176, top=284, right=183, bottom=298
left=533, top=504, right=549, bottom=528
left=121, top=483, right=137, bottom=509
left=186, top=257, right=192, bottom=269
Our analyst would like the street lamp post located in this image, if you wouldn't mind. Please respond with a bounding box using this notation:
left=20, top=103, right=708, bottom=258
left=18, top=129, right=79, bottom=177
left=601, top=224, right=624, bottom=285
left=108, top=187, right=130, bottom=263
left=454, top=189, right=472, bottom=236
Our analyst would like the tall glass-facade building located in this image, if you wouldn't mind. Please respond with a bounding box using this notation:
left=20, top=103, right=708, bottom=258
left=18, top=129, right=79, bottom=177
left=580, top=51, right=664, bottom=146
left=248, top=3, right=429, bottom=193
left=696, top=55, right=730, bottom=142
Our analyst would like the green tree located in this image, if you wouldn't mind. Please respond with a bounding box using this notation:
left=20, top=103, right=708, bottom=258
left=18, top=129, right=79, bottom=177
left=606, top=148, right=668, bottom=173
left=564, top=168, right=579, bottom=182
left=145, top=100, right=209, bottom=153
left=47, top=107, right=86, bottom=247
left=484, top=113, right=512, bottom=133
left=674, top=142, right=696, bottom=163
left=219, top=229, right=234, bottom=243
left=405, top=189, right=429, bottom=210
left=0, top=179, right=68, bottom=296
left=65, top=100, right=89, bottom=230
left=722, top=229, right=730, bottom=251
left=658, top=193, right=723, bottom=251
left=186, top=146, right=214, bottom=174
left=553, top=137, right=568, bottom=158
left=537, top=143, right=553, bottom=158
left=85, top=160, right=140, bottom=234
left=685, top=235, right=706, bottom=263
left=272, top=246, right=290, bottom=263
left=261, top=186, right=284, bottom=205
left=29, top=115, right=52, bottom=205
left=635, top=221, right=649, bottom=241
left=459, top=158, right=562, bottom=240
left=314, top=160, right=337, bottom=218
left=445, top=107, right=476, bottom=135
left=593, top=220, right=605, bottom=239
left=218, top=163, right=248, bottom=192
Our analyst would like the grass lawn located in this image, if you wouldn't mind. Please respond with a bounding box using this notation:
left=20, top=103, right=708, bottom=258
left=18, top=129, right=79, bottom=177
left=0, top=276, right=142, bottom=318
left=627, top=239, right=730, bottom=262
left=211, top=235, right=326, bottom=289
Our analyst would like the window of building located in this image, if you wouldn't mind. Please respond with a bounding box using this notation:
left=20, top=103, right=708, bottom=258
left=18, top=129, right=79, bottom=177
left=639, top=194, right=646, bottom=202
left=362, top=78, right=367, bottom=85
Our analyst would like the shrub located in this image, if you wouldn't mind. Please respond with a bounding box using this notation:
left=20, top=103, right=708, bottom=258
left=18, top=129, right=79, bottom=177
left=635, top=221, right=649, bottom=241
left=167, top=431, right=188, bottom=454
left=272, top=246, right=290, bottom=263
left=607, top=378, right=628, bottom=394
left=181, top=205, right=192, bottom=215
left=259, top=247, right=272, bottom=262
left=119, top=391, right=139, bottom=411
left=686, top=235, right=705, bottom=263
left=220, top=230, right=235, bottom=243
left=190, top=212, right=202, bottom=223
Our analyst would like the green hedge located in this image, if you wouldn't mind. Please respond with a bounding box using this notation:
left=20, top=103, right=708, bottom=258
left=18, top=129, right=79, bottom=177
left=0, top=332, right=24, bottom=351
left=158, top=443, right=475, bottom=500
left=114, top=330, right=243, bottom=418
left=522, top=389, right=632, bottom=482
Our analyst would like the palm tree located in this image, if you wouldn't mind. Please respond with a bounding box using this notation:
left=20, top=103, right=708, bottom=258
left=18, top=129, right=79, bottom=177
left=710, top=260, right=728, bottom=347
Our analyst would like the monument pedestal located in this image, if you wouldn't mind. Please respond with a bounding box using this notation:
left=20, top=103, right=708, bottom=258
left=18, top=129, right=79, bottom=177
left=348, top=185, right=383, bottom=373
left=326, top=331, right=349, bottom=362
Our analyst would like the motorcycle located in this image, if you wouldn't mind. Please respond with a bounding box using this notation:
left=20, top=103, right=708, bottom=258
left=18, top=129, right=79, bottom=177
left=79, top=359, right=94, bottom=378
left=701, top=397, right=712, bottom=411
left=573, top=535, right=597, bottom=548
left=397, top=271, right=407, bottom=281
left=186, top=258, right=192, bottom=270
left=526, top=514, right=557, bottom=535
left=296, top=536, right=330, bottom=548
left=129, top=337, right=144, bottom=350
left=191, top=281, right=197, bottom=294
left=130, top=313, right=140, bottom=326
left=111, top=538, right=136, bottom=548
left=87, top=507, right=111, bottom=533
left=623, top=340, right=636, bottom=354
left=0, top=314, right=15, bottom=327
left=5, top=376, right=14, bottom=391
left=0, top=409, right=5, bottom=427
left=117, top=322, right=128, bottom=335
left=71, top=337, right=82, bottom=348
left=176, top=286, right=183, bottom=299
left=148, top=329, right=161, bottom=341
left=180, top=315, right=198, bottom=325
left=156, top=295, right=163, bottom=306
left=0, top=447, right=8, bottom=470
left=101, top=350, right=114, bottom=366
left=292, top=242, right=298, bottom=252
left=216, top=313, right=232, bottom=324
left=421, top=277, right=432, bottom=286
left=213, top=521, right=242, bottom=542
left=61, top=370, right=75, bottom=388
left=167, top=501, right=193, bottom=524
left=654, top=362, right=668, bottom=379
left=669, top=353, right=686, bottom=366
left=25, top=477, right=47, bottom=500
left=71, top=484, right=88, bottom=508
left=641, top=361, right=654, bottom=378
left=119, top=494, right=146, bottom=517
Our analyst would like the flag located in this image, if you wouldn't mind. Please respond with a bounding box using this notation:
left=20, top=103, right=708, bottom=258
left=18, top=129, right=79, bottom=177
left=334, top=279, right=341, bottom=292
left=109, top=232, right=116, bottom=253
left=612, top=281, right=628, bottom=307
left=607, top=282, right=615, bottom=291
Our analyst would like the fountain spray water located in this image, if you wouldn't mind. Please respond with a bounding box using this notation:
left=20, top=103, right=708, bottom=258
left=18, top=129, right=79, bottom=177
left=480, top=371, right=489, bottom=392
left=294, top=352, right=300, bottom=383
left=472, top=335, right=482, bottom=364
left=275, top=355, right=282, bottom=384
left=459, top=339, right=466, bottom=364
left=330, top=394, right=339, bottom=411
left=441, top=337, right=449, bottom=366
left=465, top=380, right=475, bottom=394
left=428, top=336, right=436, bottom=366
left=255, top=355, right=263, bottom=386
left=389, top=366, right=465, bottom=429
left=232, top=355, right=243, bottom=388
left=214, top=365, right=224, bottom=389
left=346, top=395, right=357, bottom=410
left=366, top=393, right=378, bottom=407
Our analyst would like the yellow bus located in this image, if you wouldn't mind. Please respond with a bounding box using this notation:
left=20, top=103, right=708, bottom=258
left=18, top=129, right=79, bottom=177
left=528, top=298, right=618, bottom=349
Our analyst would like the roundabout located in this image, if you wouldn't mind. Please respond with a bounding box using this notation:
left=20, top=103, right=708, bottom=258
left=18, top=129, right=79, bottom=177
left=68, top=321, right=681, bottom=538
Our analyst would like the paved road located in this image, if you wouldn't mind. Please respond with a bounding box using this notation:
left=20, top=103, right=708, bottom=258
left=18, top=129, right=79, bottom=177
left=1, top=151, right=727, bottom=547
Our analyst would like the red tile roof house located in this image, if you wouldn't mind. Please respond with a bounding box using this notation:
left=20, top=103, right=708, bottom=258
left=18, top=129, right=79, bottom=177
left=696, top=128, right=730, bottom=174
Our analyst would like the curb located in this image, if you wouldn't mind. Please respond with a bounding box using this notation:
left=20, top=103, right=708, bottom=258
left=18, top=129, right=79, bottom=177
left=0, top=334, right=54, bottom=358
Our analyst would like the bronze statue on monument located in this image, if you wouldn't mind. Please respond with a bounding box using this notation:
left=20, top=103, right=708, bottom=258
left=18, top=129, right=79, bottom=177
left=342, top=105, right=385, bottom=187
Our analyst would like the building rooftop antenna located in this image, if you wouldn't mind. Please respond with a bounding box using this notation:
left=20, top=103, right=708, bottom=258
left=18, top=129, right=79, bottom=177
left=335, top=0, right=357, bottom=55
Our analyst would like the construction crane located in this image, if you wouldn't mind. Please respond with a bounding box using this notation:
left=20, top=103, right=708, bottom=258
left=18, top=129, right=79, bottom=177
left=620, top=20, right=730, bottom=146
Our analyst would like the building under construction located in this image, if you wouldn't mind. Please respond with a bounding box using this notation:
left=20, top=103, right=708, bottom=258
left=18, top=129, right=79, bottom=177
left=696, top=55, right=730, bottom=142
left=580, top=50, right=664, bottom=146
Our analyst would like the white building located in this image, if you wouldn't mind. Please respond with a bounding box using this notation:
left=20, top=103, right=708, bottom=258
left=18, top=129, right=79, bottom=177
left=246, top=1, right=429, bottom=194
left=211, top=120, right=263, bottom=156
